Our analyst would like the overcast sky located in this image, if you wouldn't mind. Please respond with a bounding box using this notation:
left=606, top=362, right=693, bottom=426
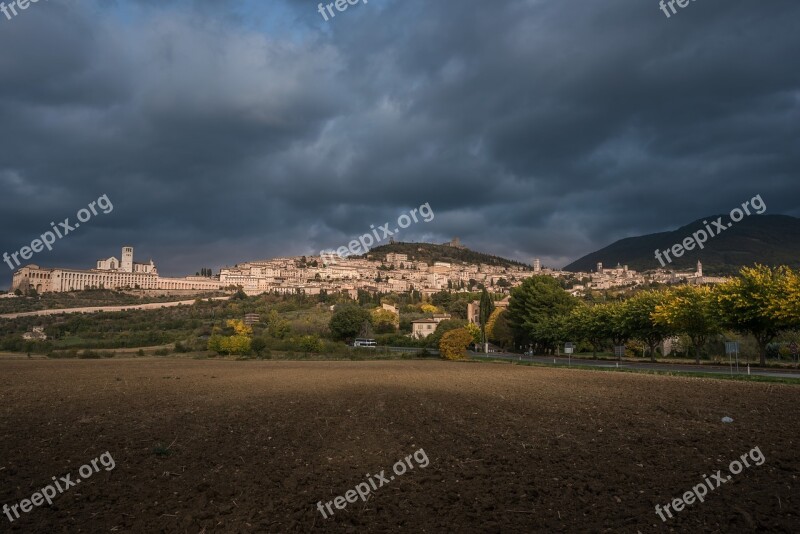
left=1, top=0, right=799, bottom=285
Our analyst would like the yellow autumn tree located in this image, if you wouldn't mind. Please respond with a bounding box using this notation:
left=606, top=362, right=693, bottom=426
left=227, top=319, right=253, bottom=337
left=220, top=334, right=252, bottom=355
left=485, top=308, right=504, bottom=340
left=773, top=267, right=800, bottom=326
left=208, top=319, right=253, bottom=355
left=371, top=308, right=398, bottom=332
left=716, top=265, right=794, bottom=365
left=465, top=322, right=481, bottom=345
left=439, top=328, right=473, bottom=360
left=653, top=285, right=719, bottom=364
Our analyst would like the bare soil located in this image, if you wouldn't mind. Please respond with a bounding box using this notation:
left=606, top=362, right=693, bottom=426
left=0, top=359, right=797, bottom=533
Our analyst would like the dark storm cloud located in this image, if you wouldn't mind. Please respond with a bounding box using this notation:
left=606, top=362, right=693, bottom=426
left=1, top=0, right=799, bottom=284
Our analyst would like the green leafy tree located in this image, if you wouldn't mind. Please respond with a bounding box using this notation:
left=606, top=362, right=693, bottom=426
left=486, top=308, right=514, bottom=350
left=446, top=299, right=469, bottom=320
left=620, top=290, right=674, bottom=361
left=266, top=310, right=291, bottom=339
left=566, top=303, right=611, bottom=357
left=605, top=300, right=632, bottom=352
left=251, top=337, right=268, bottom=357
left=329, top=304, right=371, bottom=341
left=208, top=334, right=225, bottom=355
left=507, top=276, right=578, bottom=353
left=231, top=288, right=247, bottom=300
left=298, top=335, right=323, bottom=353
left=533, top=313, right=570, bottom=354
left=358, top=320, right=374, bottom=338
left=478, top=288, right=495, bottom=350
left=431, top=291, right=453, bottom=308
left=653, top=285, right=720, bottom=364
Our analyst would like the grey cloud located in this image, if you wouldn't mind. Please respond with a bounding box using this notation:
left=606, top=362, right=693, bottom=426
left=1, top=0, right=799, bottom=286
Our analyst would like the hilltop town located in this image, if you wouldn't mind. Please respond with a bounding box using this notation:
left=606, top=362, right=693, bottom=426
left=9, top=241, right=725, bottom=298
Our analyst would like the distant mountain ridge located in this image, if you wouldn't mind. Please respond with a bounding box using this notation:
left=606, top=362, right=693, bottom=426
left=563, top=214, right=800, bottom=276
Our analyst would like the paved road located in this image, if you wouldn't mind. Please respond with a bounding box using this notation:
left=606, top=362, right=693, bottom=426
left=0, top=296, right=230, bottom=320
left=474, top=353, right=800, bottom=379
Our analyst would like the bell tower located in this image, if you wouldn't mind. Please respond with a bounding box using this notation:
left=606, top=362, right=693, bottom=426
left=121, top=246, right=133, bottom=272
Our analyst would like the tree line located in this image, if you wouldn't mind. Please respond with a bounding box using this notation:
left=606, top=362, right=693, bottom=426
left=466, top=265, right=799, bottom=365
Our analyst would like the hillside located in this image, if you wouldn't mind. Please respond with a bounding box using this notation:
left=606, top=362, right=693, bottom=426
left=365, top=242, right=530, bottom=269
left=563, top=214, right=800, bottom=275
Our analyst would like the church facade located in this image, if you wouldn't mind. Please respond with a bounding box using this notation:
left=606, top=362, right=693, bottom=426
left=11, top=247, right=224, bottom=294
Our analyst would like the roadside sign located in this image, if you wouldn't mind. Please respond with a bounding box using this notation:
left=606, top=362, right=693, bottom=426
left=725, top=341, right=740, bottom=375
left=564, top=342, right=574, bottom=355
left=614, top=345, right=625, bottom=359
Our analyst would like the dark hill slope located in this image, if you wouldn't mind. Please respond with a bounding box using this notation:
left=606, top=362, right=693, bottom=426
left=563, top=215, right=800, bottom=276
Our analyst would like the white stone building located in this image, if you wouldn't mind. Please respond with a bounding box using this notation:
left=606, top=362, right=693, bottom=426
left=11, top=247, right=224, bottom=294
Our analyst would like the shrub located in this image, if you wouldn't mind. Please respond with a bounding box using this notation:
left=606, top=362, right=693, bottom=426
left=439, top=328, right=473, bottom=360
left=154, top=348, right=170, bottom=356
left=298, top=334, right=323, bottom=353
left=315, top=340, right=350, bottom=356
left=208, top=327, right=252, bottom=356
left=374, top=333, right=425, bottom=348
left=426, top=319, right=467, bottom=348
left=251, top=337, right=268, bottom=356
left=48, top=349, right=79, bottom=359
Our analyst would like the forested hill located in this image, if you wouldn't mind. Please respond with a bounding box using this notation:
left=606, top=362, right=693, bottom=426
left=366, top=242, right=530, bottom=269
left=563, top=214, right=800, bottom=276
